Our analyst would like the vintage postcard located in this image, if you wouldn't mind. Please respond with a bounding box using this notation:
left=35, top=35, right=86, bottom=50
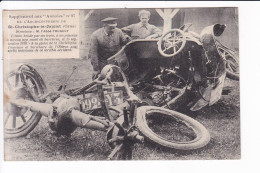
left=2, top=7, right=240, bottom=161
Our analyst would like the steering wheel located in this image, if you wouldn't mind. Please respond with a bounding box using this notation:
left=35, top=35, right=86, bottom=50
left=158, top=29, right=186, bottom=57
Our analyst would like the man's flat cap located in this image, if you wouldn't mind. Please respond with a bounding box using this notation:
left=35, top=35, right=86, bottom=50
left=101, top=17, right=118, bottom=23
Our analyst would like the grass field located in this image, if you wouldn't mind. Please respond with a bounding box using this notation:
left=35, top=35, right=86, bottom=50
left=4, top=58, right=240, bottom=160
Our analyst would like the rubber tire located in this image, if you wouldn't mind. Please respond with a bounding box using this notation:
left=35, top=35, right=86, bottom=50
left=4, top=113, right=42, bottom=138
left=135, top=106, right=210, bottom=150
left=4, top=64, right=46, bottom=138
left=222, top=51, right=239, bottom=81
left=226, top=54, right=239, bottom=81
left=226, top=71, right=239, bottom=81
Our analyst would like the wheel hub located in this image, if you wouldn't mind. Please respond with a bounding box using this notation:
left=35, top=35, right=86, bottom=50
left=6, top=86, right=31, bottom=116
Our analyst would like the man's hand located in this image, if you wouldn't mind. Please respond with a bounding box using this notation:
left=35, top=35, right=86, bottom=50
left=92, top=70, right=100, bottom=80
left=125, top=35, right=132, bottom=42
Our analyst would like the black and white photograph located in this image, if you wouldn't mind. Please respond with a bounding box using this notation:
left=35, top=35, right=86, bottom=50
left=3, top=7, right=240, bottom=161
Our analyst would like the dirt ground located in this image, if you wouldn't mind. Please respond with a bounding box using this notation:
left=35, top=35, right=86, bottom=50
left=4, top=59, right=240, bottom=160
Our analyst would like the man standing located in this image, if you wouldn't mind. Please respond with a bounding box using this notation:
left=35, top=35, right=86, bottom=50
left=121, top=10, right=162, bottom=39
left=88, top=17, right=130, bottom=79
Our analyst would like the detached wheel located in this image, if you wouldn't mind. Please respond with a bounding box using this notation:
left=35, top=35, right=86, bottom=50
left=4, top=64, right=47, bottom=138
left=135, top=106, right=210, bottom=150
left=218, top=47, right=239, bottom=81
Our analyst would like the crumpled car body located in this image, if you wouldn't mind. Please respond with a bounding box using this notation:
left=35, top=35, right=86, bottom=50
left=108, top=23, right=236, bottom=111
